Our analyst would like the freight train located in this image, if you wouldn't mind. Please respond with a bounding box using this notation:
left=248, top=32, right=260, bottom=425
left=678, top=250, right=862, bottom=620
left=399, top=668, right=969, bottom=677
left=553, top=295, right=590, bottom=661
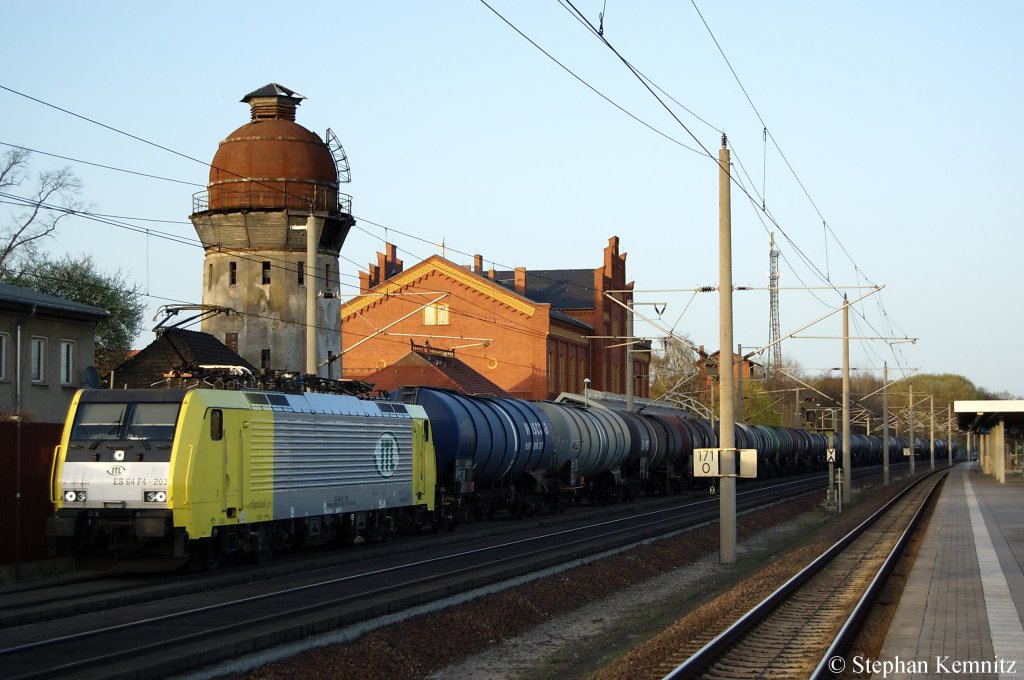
left=47, top=386, right=945, bottom=568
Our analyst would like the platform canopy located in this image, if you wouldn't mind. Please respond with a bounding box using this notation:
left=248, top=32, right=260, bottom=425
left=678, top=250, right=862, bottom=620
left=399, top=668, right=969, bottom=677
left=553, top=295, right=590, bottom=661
left=954, top=400, right=1024, bottom=432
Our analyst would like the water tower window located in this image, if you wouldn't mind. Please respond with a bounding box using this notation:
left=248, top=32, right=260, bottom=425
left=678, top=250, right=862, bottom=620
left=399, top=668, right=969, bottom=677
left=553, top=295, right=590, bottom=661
left=325, top=263, right=332, bottom=288
left=261, top=262, right=271, bottom=285
left=261, top=348, right=271, bottom=369
left=297, top=261, right=304, bottom=286
left=229, top=262, right=237, bottom=286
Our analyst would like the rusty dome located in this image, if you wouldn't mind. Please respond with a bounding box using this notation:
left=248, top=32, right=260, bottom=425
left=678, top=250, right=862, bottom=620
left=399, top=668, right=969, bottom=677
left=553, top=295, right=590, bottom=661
left=206, top=84, right=339, bottom=213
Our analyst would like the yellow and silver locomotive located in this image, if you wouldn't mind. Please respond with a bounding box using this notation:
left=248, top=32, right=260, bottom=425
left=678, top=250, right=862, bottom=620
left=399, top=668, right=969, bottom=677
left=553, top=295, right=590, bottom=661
left=48, top=388, right=436, bottom=567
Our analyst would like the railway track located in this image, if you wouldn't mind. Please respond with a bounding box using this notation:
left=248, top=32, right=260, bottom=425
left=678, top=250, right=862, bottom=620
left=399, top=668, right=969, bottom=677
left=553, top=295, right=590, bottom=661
left=662, top=467, right=946, bottom=679
left=0, top=467, right=904, bottom=679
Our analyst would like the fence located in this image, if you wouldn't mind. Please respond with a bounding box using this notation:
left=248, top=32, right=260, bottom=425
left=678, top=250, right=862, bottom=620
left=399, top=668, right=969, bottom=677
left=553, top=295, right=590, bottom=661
left=0, top=421, right=63, bottom=566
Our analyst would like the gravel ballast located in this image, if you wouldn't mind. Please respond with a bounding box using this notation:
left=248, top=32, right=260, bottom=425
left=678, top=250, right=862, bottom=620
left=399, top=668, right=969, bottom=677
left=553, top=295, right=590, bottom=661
left=229, top=473, right=925, bottom=680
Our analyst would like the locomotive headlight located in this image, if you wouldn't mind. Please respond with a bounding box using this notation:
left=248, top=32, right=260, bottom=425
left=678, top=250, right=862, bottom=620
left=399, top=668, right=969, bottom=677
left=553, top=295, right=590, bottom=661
left=64, top=490, right=86, bottom=502
left=144, top=490, right=167, bottom=503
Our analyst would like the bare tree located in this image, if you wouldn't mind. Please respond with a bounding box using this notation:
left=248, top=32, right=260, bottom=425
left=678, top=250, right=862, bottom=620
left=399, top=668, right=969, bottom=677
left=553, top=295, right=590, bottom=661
left=0, top=148, right=83, bottom=271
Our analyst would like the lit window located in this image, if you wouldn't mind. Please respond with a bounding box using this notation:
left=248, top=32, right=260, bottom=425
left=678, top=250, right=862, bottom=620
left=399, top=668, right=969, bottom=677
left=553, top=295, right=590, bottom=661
left=424, top=303, right=449, bottom=326
left=31, top=337, right=46, bottom=382
left=60, top=340, right=75, bottom=386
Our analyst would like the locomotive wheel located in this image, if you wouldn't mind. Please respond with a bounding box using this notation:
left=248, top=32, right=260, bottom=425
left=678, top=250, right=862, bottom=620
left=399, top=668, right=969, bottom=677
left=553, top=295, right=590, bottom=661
left=252, top=544, right=274, bottom=564
left=189, top=538, right=222, bottom=572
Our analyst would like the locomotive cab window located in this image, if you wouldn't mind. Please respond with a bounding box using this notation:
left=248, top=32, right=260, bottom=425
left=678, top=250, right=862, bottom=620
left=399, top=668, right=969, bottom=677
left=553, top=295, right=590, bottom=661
left=210, top=409, right=223, bottom=441
left=69, top=401, right=180, bottom=442
left=125, top=402, right=181, bottom=441
left=70, top=402, right=128, bottom=441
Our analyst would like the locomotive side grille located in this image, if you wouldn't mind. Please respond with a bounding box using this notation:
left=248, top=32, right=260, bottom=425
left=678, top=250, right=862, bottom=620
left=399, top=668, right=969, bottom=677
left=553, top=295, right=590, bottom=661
left=267, top=413, right=416, bottom=517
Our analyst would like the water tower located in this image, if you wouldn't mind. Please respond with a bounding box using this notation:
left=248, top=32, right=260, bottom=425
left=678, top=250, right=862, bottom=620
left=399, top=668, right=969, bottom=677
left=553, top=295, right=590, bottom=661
left=190, top=83, right=354, bottom=375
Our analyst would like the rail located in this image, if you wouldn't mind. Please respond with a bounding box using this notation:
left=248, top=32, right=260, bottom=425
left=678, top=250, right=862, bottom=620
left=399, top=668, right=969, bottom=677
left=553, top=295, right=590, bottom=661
left=664, top=467, right=948, bottom=679
left=192, top=187, right=352, bottom=215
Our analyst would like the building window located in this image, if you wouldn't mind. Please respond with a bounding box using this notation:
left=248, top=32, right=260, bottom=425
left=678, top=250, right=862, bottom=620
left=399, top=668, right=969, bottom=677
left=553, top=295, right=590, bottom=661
left=31, top=337, right=46, bottom=382
left=424, top=303, right=449, bottom=326
left=207, top=263, right=213, bottom=290
left=297, top=261, right=305, bottom=287
left=225, top=332, right=238, bottom=354
left=261, top=261, right=271, bottom=285
left=261, top=348, right=271, bottom=369
left=0, top=332, right=7, bottom=381
left=60, top=340, right=75, bottom=386
left=229, top=261, right=237, bottom=286
left=325, top=263, right=332, bottom=289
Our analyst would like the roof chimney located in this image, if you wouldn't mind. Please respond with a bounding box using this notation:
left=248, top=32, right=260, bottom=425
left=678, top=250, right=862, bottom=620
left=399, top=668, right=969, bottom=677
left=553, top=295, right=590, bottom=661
left=514, top=267, right=527, bottom=295
left=473, top=254, right=483, bottom=273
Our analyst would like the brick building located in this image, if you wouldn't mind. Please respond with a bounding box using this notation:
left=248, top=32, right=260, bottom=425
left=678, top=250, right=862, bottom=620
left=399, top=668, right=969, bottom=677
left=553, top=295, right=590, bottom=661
left=341, top=236, right=649, bottom=400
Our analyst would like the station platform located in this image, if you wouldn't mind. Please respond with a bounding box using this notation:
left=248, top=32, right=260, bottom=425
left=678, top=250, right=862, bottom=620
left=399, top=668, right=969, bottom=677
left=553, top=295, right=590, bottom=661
left=870, top=463, right=1024, bottom=679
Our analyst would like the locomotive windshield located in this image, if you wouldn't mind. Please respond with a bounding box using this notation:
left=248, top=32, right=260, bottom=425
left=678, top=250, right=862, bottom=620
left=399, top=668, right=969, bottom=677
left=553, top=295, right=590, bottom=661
left=70, top=401, right=181, bottom=443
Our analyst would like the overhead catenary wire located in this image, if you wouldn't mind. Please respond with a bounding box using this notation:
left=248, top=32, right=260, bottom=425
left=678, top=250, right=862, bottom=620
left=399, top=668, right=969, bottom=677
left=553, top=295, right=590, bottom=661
left=2, top=26, right=912, bottom=379
left=552, top=0, right=912, bottom=378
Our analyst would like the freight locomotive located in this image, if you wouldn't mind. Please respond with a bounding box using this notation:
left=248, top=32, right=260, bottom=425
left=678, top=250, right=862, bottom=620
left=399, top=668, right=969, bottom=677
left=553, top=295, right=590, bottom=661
left=47, top=386, right=945, bottom=568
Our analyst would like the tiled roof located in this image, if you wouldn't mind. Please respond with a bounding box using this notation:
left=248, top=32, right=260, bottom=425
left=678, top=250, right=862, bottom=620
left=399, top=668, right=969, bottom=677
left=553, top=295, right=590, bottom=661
left=109, top=329, right=254, bottom=387
left=492, top=268, right=595, bottom=309
left=0, top=281, right=109, bottom=320
left=363, top=348, right=510, bottom=397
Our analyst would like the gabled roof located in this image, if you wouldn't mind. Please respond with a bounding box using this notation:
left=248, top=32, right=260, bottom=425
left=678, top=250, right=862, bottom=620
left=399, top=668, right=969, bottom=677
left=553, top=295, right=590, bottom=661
left=343, top=255, right=537, bottom=320
left=492, top=268, right=595, bottom=309
left=0, top=281, right=109, bottom=322
left=363, top=346, right=510, bottom=397
left=110, top=329, right=255, bottom=388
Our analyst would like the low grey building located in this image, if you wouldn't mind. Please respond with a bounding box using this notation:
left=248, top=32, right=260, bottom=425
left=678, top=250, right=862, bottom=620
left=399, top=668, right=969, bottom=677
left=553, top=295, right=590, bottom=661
left=0, top=282, right=108, bottom=423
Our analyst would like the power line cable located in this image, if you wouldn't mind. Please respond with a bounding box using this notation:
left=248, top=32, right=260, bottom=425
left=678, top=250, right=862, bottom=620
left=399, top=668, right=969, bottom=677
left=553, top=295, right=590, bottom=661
left=0, top=141, right=206, bottom=188
left=475, top=0, right=704, bottom=155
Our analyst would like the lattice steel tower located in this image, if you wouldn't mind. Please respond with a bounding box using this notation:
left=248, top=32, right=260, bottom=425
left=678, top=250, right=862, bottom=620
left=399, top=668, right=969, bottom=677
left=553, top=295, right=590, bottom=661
left=768, top=232, right=781, bottom=371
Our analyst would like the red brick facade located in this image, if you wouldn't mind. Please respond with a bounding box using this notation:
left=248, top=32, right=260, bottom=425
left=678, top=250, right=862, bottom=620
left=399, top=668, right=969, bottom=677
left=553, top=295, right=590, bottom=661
left=341, top=236, right=649, bottom=400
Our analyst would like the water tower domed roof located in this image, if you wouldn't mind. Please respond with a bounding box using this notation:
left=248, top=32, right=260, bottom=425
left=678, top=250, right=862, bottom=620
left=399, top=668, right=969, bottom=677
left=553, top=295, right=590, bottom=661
left=206, top=84, right=337, bottom=211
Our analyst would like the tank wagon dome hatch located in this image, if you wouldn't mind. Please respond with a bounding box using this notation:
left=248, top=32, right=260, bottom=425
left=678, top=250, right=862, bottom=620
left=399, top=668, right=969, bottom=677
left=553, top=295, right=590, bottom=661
left=191, top=82, right=355, bottom=254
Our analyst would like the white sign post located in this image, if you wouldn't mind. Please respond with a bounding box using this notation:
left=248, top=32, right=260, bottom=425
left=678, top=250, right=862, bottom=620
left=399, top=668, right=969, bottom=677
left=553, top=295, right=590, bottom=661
left=693, top=448, right=758, bottom=478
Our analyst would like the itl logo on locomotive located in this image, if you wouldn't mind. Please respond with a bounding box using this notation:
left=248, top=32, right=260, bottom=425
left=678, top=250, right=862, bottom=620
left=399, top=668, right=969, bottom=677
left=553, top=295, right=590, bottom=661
left=375, top=432, right=400, bottom=478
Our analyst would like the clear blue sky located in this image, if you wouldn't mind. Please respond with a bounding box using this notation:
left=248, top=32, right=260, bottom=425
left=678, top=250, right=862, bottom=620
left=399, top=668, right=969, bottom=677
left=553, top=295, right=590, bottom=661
left=3, top=2, right=1021, bottom=396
